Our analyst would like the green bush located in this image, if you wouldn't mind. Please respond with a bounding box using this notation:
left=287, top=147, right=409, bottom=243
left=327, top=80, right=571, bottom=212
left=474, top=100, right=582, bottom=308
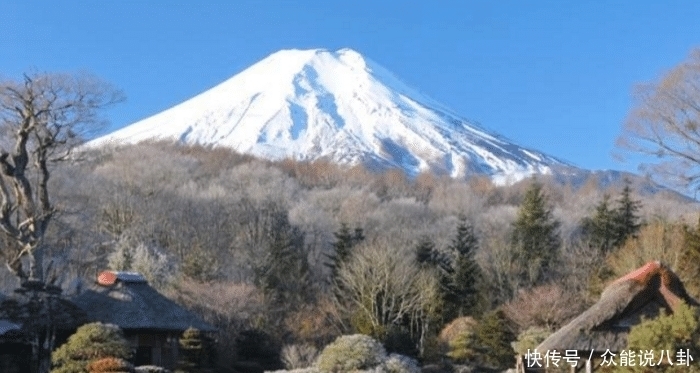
left=621, top=302, right=700, bottom=372
left=448, top=318, right=479, bottom=364
left=448, top=310, right=516, bottom=370
left=472, top=310, right=516, bottom=370
left=316, top=334, right=387, bottom=373
left=51, top=322, right=132, bottom=373
left=512, top=326, right=551, bottom=355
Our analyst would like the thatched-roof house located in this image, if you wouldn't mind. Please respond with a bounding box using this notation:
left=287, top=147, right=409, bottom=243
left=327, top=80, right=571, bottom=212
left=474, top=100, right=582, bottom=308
left=0, top=284, right=88, bottom=373
left=526, top=261, right=698, bottom=372
left=72, top=271, right=215, bottom=369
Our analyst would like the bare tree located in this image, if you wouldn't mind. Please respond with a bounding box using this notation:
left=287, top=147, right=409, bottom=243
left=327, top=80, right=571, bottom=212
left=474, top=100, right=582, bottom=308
left=617, top=48, right=700, bottom=192
left=0, top=71, right=123, bottom=284
left=335, top=239, right=439, bottom=354
left=0, top=72, right=122, bottom=373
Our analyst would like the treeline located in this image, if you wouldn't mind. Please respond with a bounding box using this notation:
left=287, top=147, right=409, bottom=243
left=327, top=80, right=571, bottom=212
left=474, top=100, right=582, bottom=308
left=3, top=141, right=699, bottom=371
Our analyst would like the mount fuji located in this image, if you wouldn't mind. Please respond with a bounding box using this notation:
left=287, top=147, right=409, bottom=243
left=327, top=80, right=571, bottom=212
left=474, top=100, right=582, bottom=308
left=89, top=48, right=575, bottom=184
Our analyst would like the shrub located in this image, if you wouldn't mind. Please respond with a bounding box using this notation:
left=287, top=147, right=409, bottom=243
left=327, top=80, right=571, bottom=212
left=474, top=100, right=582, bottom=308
left=622, top=302, right=700, bottom=372
left=447, top=324, right=478, bottom=363
left=281, top=344, right=319, bottom=370
left=448, top=310, right=516, bottom=370
left=316, top=334, right=387, bottom=373
left=51, top=322, right=132, bottom=373
left=135, top=366, right=170, bottom=373
left=380, top=354, right=420, bottom=373
left=283, top=298, right=341, bottom=347
left=439, top=317, right=477, bottom=357
left=87, top=357, right=134, bottom=372
left=512, top=326, right=551, bottom=355
left=267, top=369, right=319, bottom=373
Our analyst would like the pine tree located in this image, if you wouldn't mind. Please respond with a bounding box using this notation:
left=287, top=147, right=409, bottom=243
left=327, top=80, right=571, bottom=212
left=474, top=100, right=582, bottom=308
left=623, top=303, right=700, bottom=372
left=511, top=181, right=561, bottom=288
left=326, top=223, right=364, bottom=282
left=444, top=215, right=482, bottom=318
left=612, top=179, right=642, bottom=247
left=581, top=194, right=617, bottom=253
left=254, top=210, right=310, bottom=306
left=51, top=323, right=132, bottom=373
left=473, top=310, right=516, bottom=370
left=450, top=215, right=479, bottom=258
left=415, top=235, right=438, bottom=267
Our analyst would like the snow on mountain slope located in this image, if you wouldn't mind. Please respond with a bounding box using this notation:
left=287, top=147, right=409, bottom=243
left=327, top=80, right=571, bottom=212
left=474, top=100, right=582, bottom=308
left=89, top=48, right=573, bottom=183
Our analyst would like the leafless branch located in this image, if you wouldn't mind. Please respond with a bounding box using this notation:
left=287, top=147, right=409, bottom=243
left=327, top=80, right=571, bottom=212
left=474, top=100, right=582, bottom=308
left=0, top=71, right=123, bottom=283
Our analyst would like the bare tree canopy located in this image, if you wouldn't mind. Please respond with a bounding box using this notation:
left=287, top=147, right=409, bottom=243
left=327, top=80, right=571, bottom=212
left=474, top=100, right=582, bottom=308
left=617, top=48, right=700, bottom=192
left=0, top=71, right=123, bottom=284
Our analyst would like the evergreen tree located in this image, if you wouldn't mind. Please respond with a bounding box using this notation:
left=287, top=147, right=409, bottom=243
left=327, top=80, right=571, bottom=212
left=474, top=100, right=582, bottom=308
left=415, top=235, right=439, bottom=267
left=51, top=323, right=132, bottom=373
left=254, top=209, right=311, bottom=306
left=450, top=310, right=516, bottom=370
left=612, top=179, right=642, bottom=247
left=622, top=303, right=700, bottom=372
left=511, top=181, right=561, bottom=288
left=581, top=194, right=617, bottom=253
left=178, top=327, right=216, bottom=373
left=449, top=215, right=479, bottom=258
left=473, top=310, right=517, bottom=370
left=326, top=223, right=365, bottom=282
left=444, top=215, right=482, bottom=318
left=353, top=227, right=366, bottom=244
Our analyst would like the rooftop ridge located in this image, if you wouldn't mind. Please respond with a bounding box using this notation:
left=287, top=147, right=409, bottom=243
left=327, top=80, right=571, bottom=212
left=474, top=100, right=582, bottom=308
left=610, top=261, right=662, bottom=286
left=97, top=270, right=147, bottom=286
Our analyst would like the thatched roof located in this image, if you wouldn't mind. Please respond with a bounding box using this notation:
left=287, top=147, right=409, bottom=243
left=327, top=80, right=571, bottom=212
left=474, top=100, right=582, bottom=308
left=537, top=261, right=699, bottom=353
left=72, top=271, right=215, bottom=333
left=0, top=319, right=21, bottom=336
left=0, top=285, right=88, bottom=342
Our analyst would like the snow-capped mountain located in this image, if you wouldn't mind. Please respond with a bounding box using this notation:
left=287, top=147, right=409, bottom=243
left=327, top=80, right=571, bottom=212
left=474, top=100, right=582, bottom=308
left=89, top=48, right=573, bottom=183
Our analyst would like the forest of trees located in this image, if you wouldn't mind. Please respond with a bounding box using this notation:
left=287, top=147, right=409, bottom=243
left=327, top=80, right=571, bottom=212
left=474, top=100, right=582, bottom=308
left=0, top=139, right=694, bottom=371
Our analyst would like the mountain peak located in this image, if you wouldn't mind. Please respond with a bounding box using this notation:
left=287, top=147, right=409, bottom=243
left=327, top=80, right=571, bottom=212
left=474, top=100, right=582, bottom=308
left=260, top=48, right=367, bottom=71
left=89, top=48, right=572, bottom=183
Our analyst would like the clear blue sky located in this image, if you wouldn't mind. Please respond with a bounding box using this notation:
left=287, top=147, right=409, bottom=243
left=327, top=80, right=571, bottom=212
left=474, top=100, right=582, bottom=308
left=2, top=1, right=699, bottom=173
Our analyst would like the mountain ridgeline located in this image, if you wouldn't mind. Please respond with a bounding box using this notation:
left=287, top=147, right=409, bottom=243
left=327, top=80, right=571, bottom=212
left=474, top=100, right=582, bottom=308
left=89, top=48, right=574, bottom=184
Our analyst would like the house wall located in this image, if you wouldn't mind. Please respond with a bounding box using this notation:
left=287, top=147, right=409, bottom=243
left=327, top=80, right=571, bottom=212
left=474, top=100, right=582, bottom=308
left=126, top=331, right=180, bottom=369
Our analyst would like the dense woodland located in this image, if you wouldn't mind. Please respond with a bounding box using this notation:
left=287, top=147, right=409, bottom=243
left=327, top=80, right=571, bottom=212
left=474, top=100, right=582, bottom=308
left=1, top=140, right=698, bottom=371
